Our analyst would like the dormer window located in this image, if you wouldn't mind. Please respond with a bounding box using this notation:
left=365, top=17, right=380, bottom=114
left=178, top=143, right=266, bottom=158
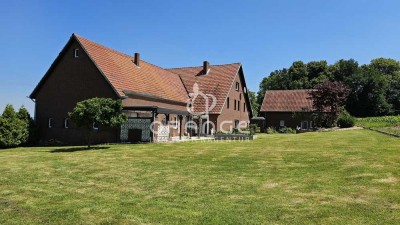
left=74, top=48, right=79, bottom=58
left=235, top=82, right=239, bottom=91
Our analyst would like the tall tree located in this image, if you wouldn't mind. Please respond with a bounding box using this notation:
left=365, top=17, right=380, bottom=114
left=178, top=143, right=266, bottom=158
left=289, top=61, right=308, bottom=89
left=346, top=65, right=392, bottom=116
left=370, top=58, right=400, bottom=75
left=331, top=59, right=359, bottom=82
left=17, top=106, right=37, bottom=145
left=309, top=81, right=350, bottom=127
left=68, top=98, right=127, bottom=148
left=248, top=90, right=259, bottom=117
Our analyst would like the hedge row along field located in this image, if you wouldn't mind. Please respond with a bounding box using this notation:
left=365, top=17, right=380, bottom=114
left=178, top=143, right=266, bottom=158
left=356, top=116, right=400, bottom=136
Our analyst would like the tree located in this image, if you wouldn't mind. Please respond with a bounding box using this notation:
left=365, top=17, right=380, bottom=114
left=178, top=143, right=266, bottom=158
left=331, top=59, right=359, bottom=82
left=309, top=81, right=350, bottom=127
left=289, top=61, right=309, bottom=89
left=370, top=58, right=400, bottom=75
left=248, top=90, right=259, bottom=117
left=17, top=106, right=37, bottom=145
left=68, top=98, right=127, bottom=148
left=346, top=65, right=392, bottom=117
left=0, top=105, right=29, bottom=148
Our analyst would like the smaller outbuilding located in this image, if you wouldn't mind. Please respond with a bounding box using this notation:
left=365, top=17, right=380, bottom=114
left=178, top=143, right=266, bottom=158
left=259, top=89, right=315, bottom=130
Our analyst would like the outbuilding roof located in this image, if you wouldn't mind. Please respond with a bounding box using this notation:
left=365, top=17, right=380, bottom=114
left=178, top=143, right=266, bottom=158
left=260, top=89, right=314, bottom=112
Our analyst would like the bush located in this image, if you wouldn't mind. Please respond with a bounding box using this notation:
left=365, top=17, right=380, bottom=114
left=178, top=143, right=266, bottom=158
left=0, top=105, right=29, bottom=148
left=266, top=127, right=277, bottom=134
left=278, top=127, right=297, bottom=134
left=337, top=111, right=355, bottom=128
left=249, top=124, right=257, bottom=135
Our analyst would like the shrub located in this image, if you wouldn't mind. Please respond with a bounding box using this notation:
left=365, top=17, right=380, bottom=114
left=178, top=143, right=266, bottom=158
left=337, top=111, right=355, bottom=128
left=266, top=127, right=277, bottom=134
left=249, top=124, right=257, bottom=135
left=278, top=127, right=297, bottom=134
left=0, top=105, right=29, bottom=148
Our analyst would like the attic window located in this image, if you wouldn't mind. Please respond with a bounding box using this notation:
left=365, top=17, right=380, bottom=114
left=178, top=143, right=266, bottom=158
left=235, top=82, right=239, bottom=91
left=74, top=48, right=79, bottom=58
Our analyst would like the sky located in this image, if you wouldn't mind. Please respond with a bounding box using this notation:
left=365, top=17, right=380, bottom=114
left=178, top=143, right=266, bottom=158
left=1, top=0, right=400, bottom=115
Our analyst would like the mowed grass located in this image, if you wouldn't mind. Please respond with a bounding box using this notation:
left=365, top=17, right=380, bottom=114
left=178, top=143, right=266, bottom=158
left=0, top=130, right=400, bottom=224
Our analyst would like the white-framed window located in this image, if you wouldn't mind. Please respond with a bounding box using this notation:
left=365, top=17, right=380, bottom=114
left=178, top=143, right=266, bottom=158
left=310, top=121, right=313, bottom=128
left=93, top=122, right=99, bottom=130
left=279, top=120, right=285, bottom=127
left=64, top=118, right=69, bottom=129
left=74, top=48, right=79, bottom=58
left=48, top=118, right=53, bottom=128
left=235, top=82, right=240, bottom=91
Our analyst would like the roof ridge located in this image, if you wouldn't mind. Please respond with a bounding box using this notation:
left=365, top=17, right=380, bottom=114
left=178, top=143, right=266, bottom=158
left=266, top=89, right=314, bottom=92
left=74, top=33, right=133, bottom=59
left=167, top=62, right=241, bottom=70
left=74, top=33, right=182, bottom=78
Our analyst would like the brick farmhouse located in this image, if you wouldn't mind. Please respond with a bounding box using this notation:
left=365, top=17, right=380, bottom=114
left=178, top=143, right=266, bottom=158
left=29, top=34, right=252, bottom=145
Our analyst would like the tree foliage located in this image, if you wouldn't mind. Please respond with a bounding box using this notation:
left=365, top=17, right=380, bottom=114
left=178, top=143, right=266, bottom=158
left=309, top=81, right=350, bottom=127
left=0, top=105, right=32, bottom=148
left=248, top=90, right=259, bottom=117
left=68, top=98, right=127, bottom=148
left=257, top=58, right=400, bottom=117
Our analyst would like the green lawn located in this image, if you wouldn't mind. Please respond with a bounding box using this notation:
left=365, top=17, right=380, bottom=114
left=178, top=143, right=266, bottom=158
left=1, top=130, right=399, bottom=224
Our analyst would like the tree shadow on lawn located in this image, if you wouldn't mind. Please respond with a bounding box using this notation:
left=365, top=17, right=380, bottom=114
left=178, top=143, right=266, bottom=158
left=49, top=146, right=110, bottom=153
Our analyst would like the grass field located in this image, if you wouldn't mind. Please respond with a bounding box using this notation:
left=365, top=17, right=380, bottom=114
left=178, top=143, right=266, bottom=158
left=0, top=130, right=399, bottom=224
left=356, top=115, right=400, bottom=136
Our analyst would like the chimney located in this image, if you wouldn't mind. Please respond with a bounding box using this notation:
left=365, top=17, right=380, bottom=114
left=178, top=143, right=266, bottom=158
left=203, top=61, right=209, bottom=74
left=134, top=53, right=140, bottom=66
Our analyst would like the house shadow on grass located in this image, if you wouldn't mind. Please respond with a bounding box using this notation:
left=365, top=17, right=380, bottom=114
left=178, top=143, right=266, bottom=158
left=49, top=146, right=110, bottom=153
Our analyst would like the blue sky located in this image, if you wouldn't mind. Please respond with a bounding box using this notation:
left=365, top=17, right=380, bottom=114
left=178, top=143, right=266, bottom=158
left=1, top=0, right=400, bottom=114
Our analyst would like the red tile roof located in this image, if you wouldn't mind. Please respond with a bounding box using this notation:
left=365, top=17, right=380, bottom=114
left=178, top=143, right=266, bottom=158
left=167, top=63, right=241, bottom=114
left=260, top=89, right=314, bottom=112
left=74, top=34, right=189, bottom=104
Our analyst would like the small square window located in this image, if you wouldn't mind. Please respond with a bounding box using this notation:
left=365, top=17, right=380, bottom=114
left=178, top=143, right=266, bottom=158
left=74, top=48, right=79, bottom=58
left=280, top=120, right=285, bottom=127
left=93, top=122, right=99, bottom=130
left=48, top=118, right=53, bottom=128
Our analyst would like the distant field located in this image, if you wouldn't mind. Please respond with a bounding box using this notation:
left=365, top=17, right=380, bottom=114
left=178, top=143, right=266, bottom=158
left=0, top=130, right=399, bottom=224
left=356, top=115, right=400, bottom=136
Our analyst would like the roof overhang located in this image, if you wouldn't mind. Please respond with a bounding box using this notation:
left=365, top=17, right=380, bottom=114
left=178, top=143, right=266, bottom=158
left=123, top=106, right=190, bottom=116
left=123, top=90, right=187, bottom=106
